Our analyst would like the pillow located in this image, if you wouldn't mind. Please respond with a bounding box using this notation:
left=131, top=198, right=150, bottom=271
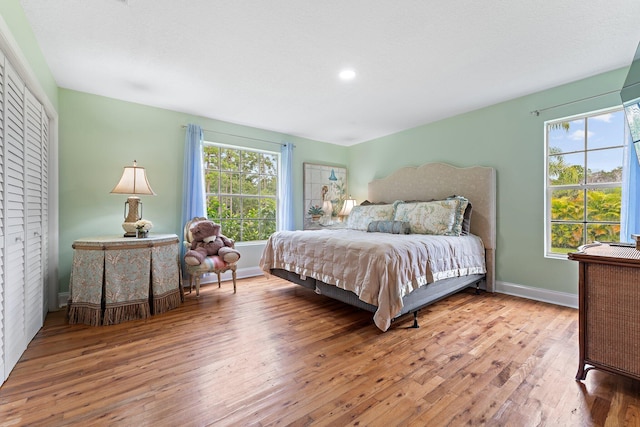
left=446, top=195, right=472, bottom=235
left=367, top=220, right=411, bottom=234
left=398, top=196, right=472, bottom=234
left=346, top=204, right=396, bottom=230
left=460, top=201, right=472, bottom=235
left=393, top=198, right=469, bottom=236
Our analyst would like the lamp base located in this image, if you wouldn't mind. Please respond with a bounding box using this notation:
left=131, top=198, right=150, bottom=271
left=120, top=196, right=142, bottom=237
left=122, top=221, right=138, bottom=237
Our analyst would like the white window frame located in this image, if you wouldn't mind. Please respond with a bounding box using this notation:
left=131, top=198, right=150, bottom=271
left=544, top=106, right=626, bottom=259
left=202, top=141, right=280, bottom=243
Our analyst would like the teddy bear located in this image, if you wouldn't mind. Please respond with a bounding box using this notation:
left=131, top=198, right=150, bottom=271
left=184, top=219, right=241, bottom=266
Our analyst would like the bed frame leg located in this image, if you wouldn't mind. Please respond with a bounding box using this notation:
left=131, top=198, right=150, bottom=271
left=475, top=282, right=480, bottom=295
left=411, top=311, right=419, bottom=328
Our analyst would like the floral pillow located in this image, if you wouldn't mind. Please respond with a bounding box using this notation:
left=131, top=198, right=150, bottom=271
left=346, top=204, right=396, bottom=231
left=393, top=198, right=469, bottom=236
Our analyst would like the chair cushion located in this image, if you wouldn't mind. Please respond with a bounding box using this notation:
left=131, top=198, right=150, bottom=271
left=184, top=255, right=233, bottom=274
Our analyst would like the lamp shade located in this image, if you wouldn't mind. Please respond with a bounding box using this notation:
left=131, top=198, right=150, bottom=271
left=339, top=198, right=357, bottom=217
left=110, top=160, right=156, bottom=195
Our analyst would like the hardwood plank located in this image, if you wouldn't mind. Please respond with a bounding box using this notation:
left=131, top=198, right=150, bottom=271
left=0, top=276, right=639, bottom=426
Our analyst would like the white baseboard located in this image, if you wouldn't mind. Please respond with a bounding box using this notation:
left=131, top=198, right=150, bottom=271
left=495, top=281, right=578, bottom=309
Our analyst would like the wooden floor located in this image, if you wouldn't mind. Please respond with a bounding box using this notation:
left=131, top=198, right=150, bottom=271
left=0, top=276, right=639, bottom=426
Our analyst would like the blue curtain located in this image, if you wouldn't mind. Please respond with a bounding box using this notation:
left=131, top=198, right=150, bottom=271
left=278, top=143, right=295, bottom=231
left=180, top=124, right=206, bottom=239
left=622, top=140, right=640, bottom=242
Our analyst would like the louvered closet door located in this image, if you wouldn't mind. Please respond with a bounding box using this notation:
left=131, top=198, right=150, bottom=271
left=40, top=101, right=48, bottom=321
left=4, top=60, right=27, bottom=376
left=24, top=88, right=43, bottom=340
left=0, top=50, right=5, bottom=382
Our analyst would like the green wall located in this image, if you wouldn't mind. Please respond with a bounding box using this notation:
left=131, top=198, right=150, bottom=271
left=348, top=68, right=628, bottom=294
left=58, top=89, right=348, bottom=292
left=0, top=0, right=57, bottom=108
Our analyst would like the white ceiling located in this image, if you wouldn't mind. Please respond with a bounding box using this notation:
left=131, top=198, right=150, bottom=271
left=18, top=0, right=640, bottom=146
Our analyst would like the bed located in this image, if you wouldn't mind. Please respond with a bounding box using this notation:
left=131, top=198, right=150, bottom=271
left=260, top=162, right=496, bottom=331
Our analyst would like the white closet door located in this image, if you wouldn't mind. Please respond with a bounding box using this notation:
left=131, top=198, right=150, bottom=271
left=24, top=88, right=43, bottom=340
left=4, top=60, right=26, bottom=376
left=40, top=104, right=48, bottom=320
left=0, top=49, right=5, bottom=383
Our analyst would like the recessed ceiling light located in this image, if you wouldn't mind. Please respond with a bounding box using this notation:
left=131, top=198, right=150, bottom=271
left=339, top=69, right=356, bottom=80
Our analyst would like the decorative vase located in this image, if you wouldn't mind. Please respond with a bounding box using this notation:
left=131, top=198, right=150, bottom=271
left=311, top=215, right=321, bottom=222
left=137, top=230, right=148, bottom=238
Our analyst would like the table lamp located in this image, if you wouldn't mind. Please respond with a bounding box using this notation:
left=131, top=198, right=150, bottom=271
left=338, top=197, right=357, bottom=221
left=110, top=160, right=156, bottom=237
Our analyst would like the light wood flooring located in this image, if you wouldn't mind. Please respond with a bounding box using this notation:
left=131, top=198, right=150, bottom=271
left=0, top=275, right=639, bottom=426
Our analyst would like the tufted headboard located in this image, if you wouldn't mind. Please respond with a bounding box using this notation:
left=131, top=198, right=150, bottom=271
left=368, top=163, right=496, bottom=292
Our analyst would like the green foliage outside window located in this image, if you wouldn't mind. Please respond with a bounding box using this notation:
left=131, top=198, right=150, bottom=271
left=203, top=144, right=277, bottom=242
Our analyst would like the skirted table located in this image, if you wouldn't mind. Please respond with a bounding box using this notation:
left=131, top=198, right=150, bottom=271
left=68, top=234, right=182, bottom=326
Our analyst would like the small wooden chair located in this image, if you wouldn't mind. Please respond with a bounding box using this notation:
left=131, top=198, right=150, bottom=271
left=183, top=217, right=238, bottom=297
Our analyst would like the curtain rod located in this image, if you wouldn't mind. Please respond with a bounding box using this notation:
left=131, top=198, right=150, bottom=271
left=181, top=125, right=293, bottom=147
left=530, top=89, right=621, bottom=116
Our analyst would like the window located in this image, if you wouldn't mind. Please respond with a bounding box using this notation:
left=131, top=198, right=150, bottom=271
left=545, top=107, right=627, bottom=257
left=203, top=143, right=278, bottom=242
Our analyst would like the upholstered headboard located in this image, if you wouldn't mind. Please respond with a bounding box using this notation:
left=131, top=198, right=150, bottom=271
left=368, top=163, right=496, bottom=292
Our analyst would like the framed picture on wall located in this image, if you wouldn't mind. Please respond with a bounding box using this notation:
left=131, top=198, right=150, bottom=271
left=303, top=163, right=347, bottom=229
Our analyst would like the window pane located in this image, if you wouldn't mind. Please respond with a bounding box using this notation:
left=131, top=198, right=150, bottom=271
left=587, top=223, right=620, bottom=244
left=586, top=188, right=621, bottom=222
left=551, top=189, right=583, bottom=221
left=586, top=148, right=623, bottom=183
left=220, top=148, right=240, bottom=171
left=242, top=219, right=259, bottom=241
left=260, top=198, right=276, bottom=219
left=220, top=219, right=240, bottom=242
left=261, top=153, right=277, bottom=175
left=260, top=175, right=277, bottom=196
left=587, top=111, right=625, bottom=150
left=203, top=145, right=220, bottom=170
left=263, top=219, right=276, bottom=238
left=242, top=173, right=258, bottom=194
left=548, top=152, right=584, bottom=185
left=550, top=223, right=584, bottom=253
left=220, top=196, right=242, bottom=218
left=241, top=150, right=260, bottom=174
left=242, top=197, right=259, bottom=218
left=219, top=173, right=241, bottom=194
left=207, top=196, right=221, bottom=219
left=205, top=170, right=220, bottom=194
left=548, top=118, right=584, bottom=153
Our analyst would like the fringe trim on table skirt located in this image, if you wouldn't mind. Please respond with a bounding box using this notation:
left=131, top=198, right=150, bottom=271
left=153, top=289, right=181, bottom=315
left=67, top=302, right=101, bottom=326
left=103, top=300, right=151, bottom=325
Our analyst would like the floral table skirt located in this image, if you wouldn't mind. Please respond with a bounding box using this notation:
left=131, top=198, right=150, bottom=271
left=68, top=234, right=181, bottom=326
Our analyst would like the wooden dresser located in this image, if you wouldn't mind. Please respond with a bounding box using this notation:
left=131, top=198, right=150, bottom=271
left=568, top=243, right=640, bottom=381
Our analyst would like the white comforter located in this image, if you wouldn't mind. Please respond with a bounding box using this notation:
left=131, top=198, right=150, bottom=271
left=259, top=229, right=486, bottom=331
